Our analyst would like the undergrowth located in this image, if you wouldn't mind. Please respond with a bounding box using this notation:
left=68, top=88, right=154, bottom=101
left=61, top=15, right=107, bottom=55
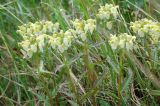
left=0, top=0, right=160, bottom=106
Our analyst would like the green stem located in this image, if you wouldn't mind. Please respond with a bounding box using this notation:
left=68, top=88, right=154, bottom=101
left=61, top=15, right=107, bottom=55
left=83, top=41, right=91, bottom=86
left=37, top=56, right=53, bottom=105
left=63, top=53, right=82, bottom=106
left=83, top=41, right=97, bottom=106
left=40, top=76, right=53, bottom=106
left=68, top=69, right=82, bottom=106
left=118, top=49, right=123, bottom=106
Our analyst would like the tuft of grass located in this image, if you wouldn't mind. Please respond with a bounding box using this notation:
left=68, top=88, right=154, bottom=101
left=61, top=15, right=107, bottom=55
left=0, top=0, right=160, bottom=106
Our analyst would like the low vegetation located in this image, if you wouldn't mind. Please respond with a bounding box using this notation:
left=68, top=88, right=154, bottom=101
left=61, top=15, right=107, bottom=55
left=0, top=0, right=160, bottom=106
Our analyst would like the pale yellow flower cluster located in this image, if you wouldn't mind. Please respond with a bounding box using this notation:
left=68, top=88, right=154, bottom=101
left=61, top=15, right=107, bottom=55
left=72, top=19, right=96, bottom=41
left=17, top=3, right=121, bottom=58
left=17, top=21, right=59, bottom=37
left=97, top=4, right=119, bottom=20
left=18, top=34, right=49, bottom=58
left=17, top=19, right=96, bottom=58
left=48, top=29, right=75, bottom=53
left=17, top=21, right=60, bottom=58
left=130, top=19, right=160, bottom=43
left=17, top=21, right=76, bottom=58
left=109, top=33, right=136, bottom=51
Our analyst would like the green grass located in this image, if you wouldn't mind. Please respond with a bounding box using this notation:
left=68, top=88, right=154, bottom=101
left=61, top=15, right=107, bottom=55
left=0, top=0, right=160, bottom=106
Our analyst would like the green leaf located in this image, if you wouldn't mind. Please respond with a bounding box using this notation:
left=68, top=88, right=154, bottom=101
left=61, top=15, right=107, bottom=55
left=150, top=90, right=160, bottom=96
left=121, top=68, right=133, bottom=92
left=99, top=100, right=111, bottom=106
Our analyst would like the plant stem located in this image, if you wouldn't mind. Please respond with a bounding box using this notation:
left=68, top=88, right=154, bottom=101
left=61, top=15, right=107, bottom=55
left=68, top=69, right=82, bottom=106
left=63, top=53, right=82, bottom=106
left=40, top=76, right=54, bottom=106
left=118, top=49, right=123, bottom=106
left=83, top=41, right=97, bottom=106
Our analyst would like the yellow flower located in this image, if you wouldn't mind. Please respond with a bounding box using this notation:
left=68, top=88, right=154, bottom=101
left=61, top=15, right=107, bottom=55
left=109, top=33, right=136, bottom=51
left=97, top=3, right=118, bottom=20
left=63, top=36, right=73, bottom=47
left=64, top=29, right=76, bottom=38
left=30, top=44, right=37, bottom=53
left=109, top=35, right=119, bottom=50
left=19, top=40, right=37, bottom=58
left=84, top=19, right=96, bottom=34
left=72, top=19, right=84, bottom=32
left=36, top=34, right=46, bottom=52
left=79, top=32, right=86, bottom=41
left=130, top=18, right=160, bottom=44
left=19, top=40, right=30, bottom=51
